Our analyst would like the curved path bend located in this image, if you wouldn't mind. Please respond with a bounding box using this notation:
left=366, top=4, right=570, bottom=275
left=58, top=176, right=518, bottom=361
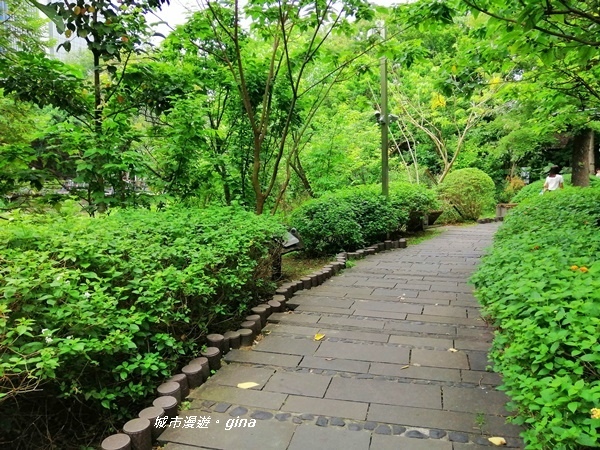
left=159, top=223, right=523, bottom=450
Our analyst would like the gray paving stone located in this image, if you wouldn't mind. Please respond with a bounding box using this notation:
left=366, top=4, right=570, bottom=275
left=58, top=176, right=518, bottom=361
left=367, top=404, right=521, bottom=436
left=158, top=411, right=295, bottom=450
left=325, top=377, right=440, bottom=408
left=370, top=434, right=452, bottom=450
left=288, top=424, right=371, bottom=450
left=384, top=320, right=455, bottom=336
left=388, top=335, right=454, bottom=349
left=453, top=339, right=492, bottom=352
left=295, top=305, right=356, bottom=315
left=292, top=417, right=303, bottom=424
left=289, top=296, right=356, bottom=308
left=189, top=384, right=287, bottom=410
left=202, top=365, right=275, bottom=389
left=411, top=348, right=469, bottom=369
left=264, top=371, right=331, bottom=397
left=224, top=349, right=302, bottom=367
left=317, top=316, right=384, bottom=329
left=351, top=300, right=423, bottom=314
left=268, top=312, right=320, bottom=324
left=263, top=323, right=320, bottom=336
left=417, top=291, right=457, bottom=301
left=315, top=341, right=409, bottom=364
left=369, top=362, right=462, bottom=382
left=467, top=351, right=493, bottom=371
left=353, top=278, right=399, bottom=288
left=348, top=423, right=362, bottom=431
left=318, top=286, right=376, bottom=297
left=315, top=328, right=390, bottom=343
left=254, top=335, right=321, bottom=356
left=443, top=386, right=511, bottom=415
left=423, top=305, right=469, bottom=318
left=282, top=395, right=368, bottom=420
left=275, top=413, right=291, bottom=421
left=406, top=314, right=486, bottom=327
left=352, top=310, right=408, bottom=320
left=300, top=413, right=315, bottom=420
left=461, top=370, right=502, bottom=386
left=372, top=288, right=419, bottom=298
left=300, top=356, right=369, bottom=373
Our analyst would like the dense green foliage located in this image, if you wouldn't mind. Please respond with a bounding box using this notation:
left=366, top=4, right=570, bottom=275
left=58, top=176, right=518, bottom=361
left=290, top=183, right=438, bottom=256
left=471, top=189, right=600, bottom=449
left=0, top=205, right=285, bottom=413
left=437, top=168, right=495, bottom=220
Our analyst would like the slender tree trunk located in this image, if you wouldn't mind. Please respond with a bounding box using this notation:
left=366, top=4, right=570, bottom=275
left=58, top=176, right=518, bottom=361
left=572, top=129, right=594, bottom=187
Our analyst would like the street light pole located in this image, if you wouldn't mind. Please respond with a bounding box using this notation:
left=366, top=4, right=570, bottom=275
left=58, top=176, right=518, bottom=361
left=380, top=55, right=389, bottom=198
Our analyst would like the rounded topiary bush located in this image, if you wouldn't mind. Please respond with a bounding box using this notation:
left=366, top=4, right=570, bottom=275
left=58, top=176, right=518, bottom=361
left=437, top=168, right=495, bottom=220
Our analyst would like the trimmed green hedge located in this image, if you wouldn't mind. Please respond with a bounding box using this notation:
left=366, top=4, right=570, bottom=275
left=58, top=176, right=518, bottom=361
left=0, top=206, right=285, bottom=416
left=471, top=188, right=600, bottom=449
left=290, top=183, right=438, bottom=256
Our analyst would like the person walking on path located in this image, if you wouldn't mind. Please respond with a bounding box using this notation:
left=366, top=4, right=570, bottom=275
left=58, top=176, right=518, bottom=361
left=543, top=165, right=564, bottom=193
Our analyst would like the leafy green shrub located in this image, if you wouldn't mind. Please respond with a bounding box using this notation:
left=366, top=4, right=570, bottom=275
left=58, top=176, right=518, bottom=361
left=471, top=188, right=600, bottom=449
left=290, top=194, right=373, bottom=256
left=437, top=168, right=495, bottom=220
left=388, top=181, right=440, bottom=227
left=335, top=186, right=402, bottom=243
left=290, top=183, right=439, bottom=255
left=0, top=206, right=285, bottom=417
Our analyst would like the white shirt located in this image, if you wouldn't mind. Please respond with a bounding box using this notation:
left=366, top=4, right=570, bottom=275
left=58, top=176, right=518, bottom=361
left=545, top=174, right=563, bottom=191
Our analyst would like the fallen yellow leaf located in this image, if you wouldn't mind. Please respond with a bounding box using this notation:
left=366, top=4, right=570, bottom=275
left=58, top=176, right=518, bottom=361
left=314, top=333, right=325, bottom=341
left=488, top=437, right=507, bottom=446
left=401, top=365, right=409, bottom=370
left=448, top=348, right=459, bottom=353
left=237, top=382, right=260, bottom=389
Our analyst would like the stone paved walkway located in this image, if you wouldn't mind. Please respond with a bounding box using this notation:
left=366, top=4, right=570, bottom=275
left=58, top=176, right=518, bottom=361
left=158, top=223, right=523, bottom=450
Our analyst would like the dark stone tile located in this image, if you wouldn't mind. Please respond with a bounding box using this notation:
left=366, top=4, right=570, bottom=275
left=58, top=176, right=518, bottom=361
left=405, top=430, right=427, bottom=439
left=264, top=371, right=331, bottom=398
left=448, top=431, right=469, bottom=443
left=254, top=335, right=321, bottom=356
left=299, top=356, right=370, bottom=374
left=411, top=348, right=469, bottom=369
left=214, top=402, right=231, bottom=413
left=251, top=410, right=273, bottom=420
left=316, top=416, right=329, bottom=427
left=326, top=377, right=441, bottom=409
left=224, top=349, right=302, bottom=368
left=282, top=395, right=368, bottom=421
left=315, top=341, right=409, bottom=364
left=229, top=406, right=248, bottom=416
left=374, top=425, right=392, bottom=435
left=330, top=417, right=345, bottom=427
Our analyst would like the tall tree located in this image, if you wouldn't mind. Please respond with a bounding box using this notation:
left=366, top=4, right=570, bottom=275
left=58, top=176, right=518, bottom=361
left=167, top=0, right=375, bottom=214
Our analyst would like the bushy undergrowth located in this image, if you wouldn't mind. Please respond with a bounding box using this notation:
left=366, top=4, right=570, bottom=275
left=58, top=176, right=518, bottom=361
left=0, top=206, right=285, bottom=420
left=290, top=183, right=437, bottom=256
left=511, top=175, right=600, bottom=203
left=437, top=168, right=495, bottom=220
left=471, top=188, right=600, bottom=449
